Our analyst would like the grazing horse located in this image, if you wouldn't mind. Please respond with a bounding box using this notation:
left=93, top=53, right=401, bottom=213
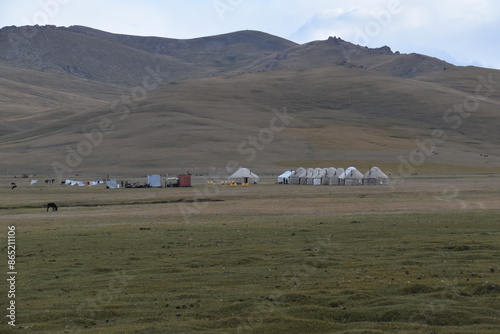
left=46, top=203, right=58, bottom=212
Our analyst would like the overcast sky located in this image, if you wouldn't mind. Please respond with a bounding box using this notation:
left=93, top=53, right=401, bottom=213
left=1, top=0, right=499, bottom=69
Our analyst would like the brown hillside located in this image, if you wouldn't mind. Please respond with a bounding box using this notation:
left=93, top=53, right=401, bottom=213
left=1, top=63, right=499, bottom=177
left=0, top=26, right=499, bottom=177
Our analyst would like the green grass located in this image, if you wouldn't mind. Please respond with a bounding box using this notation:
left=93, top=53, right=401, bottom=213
left=1, top=177, right=499, bottom=333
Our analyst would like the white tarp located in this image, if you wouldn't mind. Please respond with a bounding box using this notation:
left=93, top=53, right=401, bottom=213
left=147, top=175, right=162, bottom=187
left=106, top=179, right=119, bottom=189
left=278, top=171, right=292, bottom=184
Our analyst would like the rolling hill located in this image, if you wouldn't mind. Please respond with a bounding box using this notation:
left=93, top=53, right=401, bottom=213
left=0, top=25, right=297, bottom=85
left=0, top=25, right=499, bottom=178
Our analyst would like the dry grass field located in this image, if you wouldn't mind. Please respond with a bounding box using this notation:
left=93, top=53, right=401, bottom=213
left=0, top=175, right=499, bottom=333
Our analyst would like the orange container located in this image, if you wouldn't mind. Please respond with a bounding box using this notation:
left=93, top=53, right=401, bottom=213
left=178, top=174, right=191, bottom=187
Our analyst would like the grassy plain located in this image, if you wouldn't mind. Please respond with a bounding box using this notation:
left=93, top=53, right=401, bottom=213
left=0, top=175, right=499, bottom=333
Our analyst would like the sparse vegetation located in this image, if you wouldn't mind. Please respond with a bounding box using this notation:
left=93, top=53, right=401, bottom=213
left=1, top=176, right=499, bottom=333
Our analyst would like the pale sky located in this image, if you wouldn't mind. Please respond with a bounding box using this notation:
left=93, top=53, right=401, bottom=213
left=1, top=0, right=499, bottom=69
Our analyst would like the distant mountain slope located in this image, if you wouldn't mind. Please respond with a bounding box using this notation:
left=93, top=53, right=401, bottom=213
left=245, top=36, right=454, bottom=77
left=67, top=26, right=298, bottom=73
left=0, top=25, right=297, bottom=86
left=0, top=25, right=453, bottom=87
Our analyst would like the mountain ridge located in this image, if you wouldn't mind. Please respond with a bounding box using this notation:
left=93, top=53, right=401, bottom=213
left=0, top=25, right=455, bottom=85
left=0, top=25, right=297, bottom=85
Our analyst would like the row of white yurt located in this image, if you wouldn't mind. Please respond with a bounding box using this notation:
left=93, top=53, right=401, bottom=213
left=280, top=167, right=388, bottom=186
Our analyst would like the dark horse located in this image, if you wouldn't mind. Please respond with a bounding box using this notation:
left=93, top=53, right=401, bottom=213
left=46, top=203, right=58, bottom=212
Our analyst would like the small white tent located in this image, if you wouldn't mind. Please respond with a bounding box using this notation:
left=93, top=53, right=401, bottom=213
left=278, top=171, right=292, bottom=184
left=339, top=167, right=363, bottom=186
left=229, top=168, right=259, bottom=184
left=362, top=167, right=389, bottom=185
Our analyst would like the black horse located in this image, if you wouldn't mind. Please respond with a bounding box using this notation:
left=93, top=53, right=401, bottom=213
left=46, top=203, right=58, bottom=212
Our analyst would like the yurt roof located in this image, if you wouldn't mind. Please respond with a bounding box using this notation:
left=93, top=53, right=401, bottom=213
left=339, top=167, right=363, bottom=179
left=229, top=167, right=258, bottom=178
left=363, top=167, right=388, bottom=179
left=326, top=167, right=337, bottom=175
left=293, top=167, right=307, bottom=177
left=316, top=168, right=327, bottom=178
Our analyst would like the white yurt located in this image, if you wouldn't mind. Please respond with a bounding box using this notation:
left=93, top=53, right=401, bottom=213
left=314, top=168, right=327, bottom=185
left=362, top=167, right=389, bottom=185
left=322, top=168, right=334, bottom=185
left=323, top=167, right=337, bottom=185
left=306, top=168, right=315, bottom=185
left=228, top=167, right=259, bottom=184
left=339, top=167, right=363, bottom=186
left=331, top=168, right=344, bottom=186
left=289, top=167, right=306, bottom=185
